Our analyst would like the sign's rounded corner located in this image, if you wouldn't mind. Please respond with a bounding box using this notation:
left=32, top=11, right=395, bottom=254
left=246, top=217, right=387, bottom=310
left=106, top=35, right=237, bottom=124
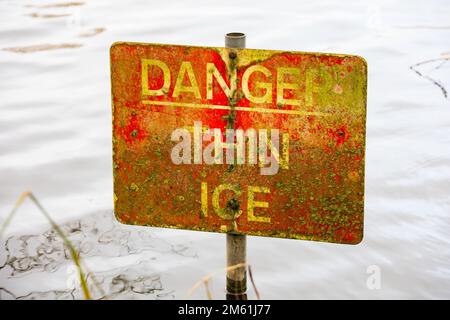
left=112, top=210, right=128, bottom=226
left=352, top=233, right=364, bottom=245
left=354, top=54, right=368, bottom=71
left=110, top=41, right=125, bottom=55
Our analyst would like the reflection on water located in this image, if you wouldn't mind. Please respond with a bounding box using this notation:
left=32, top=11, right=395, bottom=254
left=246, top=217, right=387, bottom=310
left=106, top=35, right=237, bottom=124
left=25, top=2, right=86, bottom=9
left=3, top=43, right=83, bottom=53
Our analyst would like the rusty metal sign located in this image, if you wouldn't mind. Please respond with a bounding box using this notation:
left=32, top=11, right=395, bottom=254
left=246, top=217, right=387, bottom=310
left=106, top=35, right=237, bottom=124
left=110, top=42, right=367, bottom=244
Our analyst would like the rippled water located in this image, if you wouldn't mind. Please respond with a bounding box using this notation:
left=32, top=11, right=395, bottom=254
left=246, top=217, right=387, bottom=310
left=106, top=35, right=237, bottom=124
left=1, top=0, right=449, bottom=299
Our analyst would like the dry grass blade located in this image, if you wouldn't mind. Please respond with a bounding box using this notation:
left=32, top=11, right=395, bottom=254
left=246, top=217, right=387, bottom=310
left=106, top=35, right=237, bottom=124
left=186, top=262, right=247, bottom=299
left=84, top=266, right=107, bottom=299
left=0, top=191, right=93, bottom=299
left=248, top=265, right=261, bottom=300
left=203, top=280, right=212, bottom=300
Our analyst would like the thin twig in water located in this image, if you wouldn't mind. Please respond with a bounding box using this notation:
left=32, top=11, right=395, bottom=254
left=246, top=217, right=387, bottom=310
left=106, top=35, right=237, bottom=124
left=410, top=57, right=449, bottom=99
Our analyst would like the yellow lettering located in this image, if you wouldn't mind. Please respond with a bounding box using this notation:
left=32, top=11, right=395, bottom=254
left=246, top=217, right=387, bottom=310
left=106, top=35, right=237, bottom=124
left=247, top=186, right=271, bottom=223
left=212, top=184, right=242, bottom=220
left=277, top=67, right=301, bottom=106
left=173, top=61, right=201, bottom=99
left=201, top=181, right=208, bottom=217
left=206, top=63, right=235, bottom=100
left=242, top=65, right=272, bottom=104
left=141, top=59, right=170, bottom=96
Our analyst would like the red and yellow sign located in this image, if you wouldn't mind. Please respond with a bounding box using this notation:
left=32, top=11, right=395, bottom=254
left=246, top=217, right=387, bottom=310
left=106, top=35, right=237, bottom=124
left=110, top=42, right=367, bottom=244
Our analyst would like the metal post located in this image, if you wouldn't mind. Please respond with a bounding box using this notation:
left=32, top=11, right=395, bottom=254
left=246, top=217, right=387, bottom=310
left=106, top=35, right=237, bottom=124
left=225, top=32, right=247, bottom=300
left=226, top=232, right=247, bottom=299
left=225, top=32, right=246, bottom=49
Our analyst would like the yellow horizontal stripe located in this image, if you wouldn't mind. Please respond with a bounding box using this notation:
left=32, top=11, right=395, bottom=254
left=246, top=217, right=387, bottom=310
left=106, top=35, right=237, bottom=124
left=142, top=100, right=328, bottom=116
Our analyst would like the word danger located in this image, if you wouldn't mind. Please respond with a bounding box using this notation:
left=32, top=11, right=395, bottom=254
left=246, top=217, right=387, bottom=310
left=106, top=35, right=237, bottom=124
left=170, top=121, right=289, bottom=175
left=141, top=58, right=330, bottom=106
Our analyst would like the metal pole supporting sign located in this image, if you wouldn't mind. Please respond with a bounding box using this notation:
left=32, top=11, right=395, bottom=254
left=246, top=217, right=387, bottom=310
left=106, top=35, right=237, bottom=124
left=225, top=32, right=247, bottom=300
